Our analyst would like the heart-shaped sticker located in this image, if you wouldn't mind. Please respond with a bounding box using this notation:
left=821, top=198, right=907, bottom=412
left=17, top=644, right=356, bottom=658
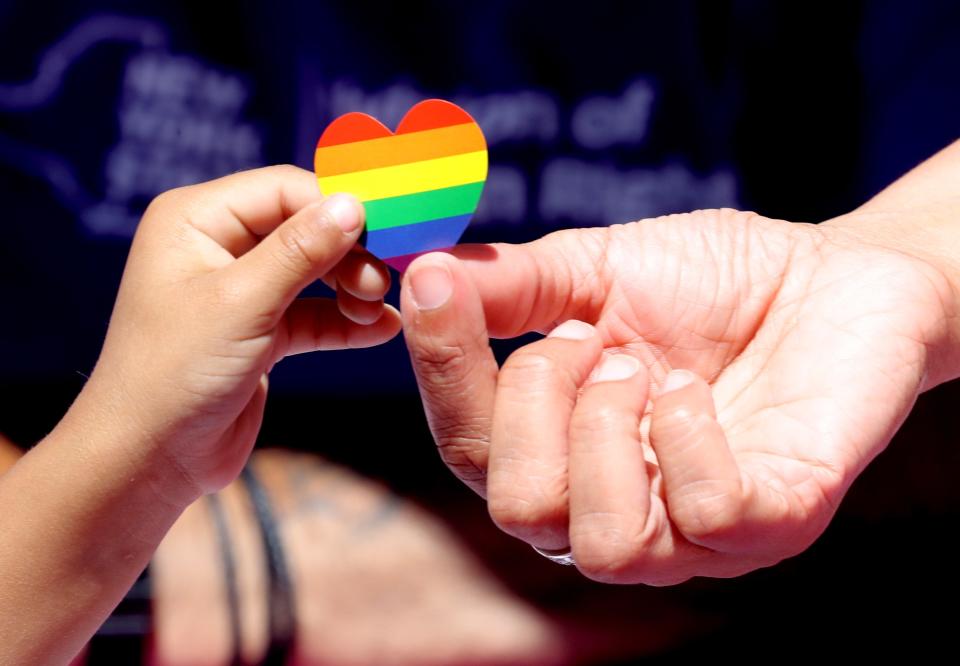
left=314, top=99, right=488, bottom=271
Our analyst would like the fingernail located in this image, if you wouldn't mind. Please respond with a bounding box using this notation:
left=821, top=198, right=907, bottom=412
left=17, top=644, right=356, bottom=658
left=594, top=354, right=640, bottom=383
left=661, top=369, right=696, bottom=394
left=547, top=320, right=595, bottom=340
left=409, top=264, right=453, bottom=311
left=324, top=194, right=363, bottom=233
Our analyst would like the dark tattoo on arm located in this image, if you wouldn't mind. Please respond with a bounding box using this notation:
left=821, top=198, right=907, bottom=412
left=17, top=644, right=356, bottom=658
left=280, top=458, right=401, bottom=539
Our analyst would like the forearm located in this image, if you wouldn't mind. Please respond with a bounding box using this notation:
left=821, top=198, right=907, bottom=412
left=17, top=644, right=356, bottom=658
left=0, top=385, right=199, bottom=664
left=152, top=476, right=268, bottom=666
left=824, top=138, right=960, bottom=388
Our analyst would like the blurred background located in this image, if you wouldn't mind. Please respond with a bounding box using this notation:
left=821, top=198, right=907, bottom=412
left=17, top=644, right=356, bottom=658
left=1, top=0, right=959, bottom=662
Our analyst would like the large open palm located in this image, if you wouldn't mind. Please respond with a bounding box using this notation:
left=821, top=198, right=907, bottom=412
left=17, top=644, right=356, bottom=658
left=400, top=207, right=955, bottom=584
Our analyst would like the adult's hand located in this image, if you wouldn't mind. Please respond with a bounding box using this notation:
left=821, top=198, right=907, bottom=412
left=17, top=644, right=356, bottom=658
left=401, top=141, right=960, bottom=584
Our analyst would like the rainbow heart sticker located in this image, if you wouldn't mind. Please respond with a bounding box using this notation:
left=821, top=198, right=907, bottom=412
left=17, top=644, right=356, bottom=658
left=314, top=99, right=488, bottom=272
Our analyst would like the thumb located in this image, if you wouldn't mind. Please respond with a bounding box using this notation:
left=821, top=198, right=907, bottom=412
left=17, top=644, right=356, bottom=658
left=225, top=193, right=364, bottom=321
left=448, top=232, right=603, bottom=339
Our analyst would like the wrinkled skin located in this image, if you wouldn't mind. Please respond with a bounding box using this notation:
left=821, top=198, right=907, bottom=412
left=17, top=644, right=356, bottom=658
left=401, top=206, right=957, bottom=584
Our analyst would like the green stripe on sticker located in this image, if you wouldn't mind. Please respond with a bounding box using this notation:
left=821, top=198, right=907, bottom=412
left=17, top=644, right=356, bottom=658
left=364, top=182, right=485, bottom=231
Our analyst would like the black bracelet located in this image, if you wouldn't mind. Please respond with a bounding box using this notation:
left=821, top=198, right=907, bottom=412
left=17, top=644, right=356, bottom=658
left=207, top=492, right=244, bottom=666
left=241, top=464, right=296, bottom=665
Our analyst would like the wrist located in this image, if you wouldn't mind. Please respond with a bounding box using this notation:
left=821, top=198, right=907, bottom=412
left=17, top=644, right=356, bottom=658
left=57, top=375, right=203, bottom=512
left=823, top=210, right=960, bottom=389
left=0, top=385, right=198, bottom=663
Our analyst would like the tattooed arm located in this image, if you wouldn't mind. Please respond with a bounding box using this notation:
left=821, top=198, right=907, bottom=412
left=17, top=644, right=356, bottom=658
left=3, top=432, right=704, bottom=665
left=152, top=449, right=562, bottom=666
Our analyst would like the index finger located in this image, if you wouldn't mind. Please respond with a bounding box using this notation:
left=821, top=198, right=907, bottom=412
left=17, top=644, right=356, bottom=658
left=167, top=164, right=324, bottom=258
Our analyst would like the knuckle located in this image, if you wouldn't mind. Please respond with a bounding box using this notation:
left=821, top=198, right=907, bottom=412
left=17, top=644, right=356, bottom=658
left=442, top=451, right=489, bottom=487
left=489, top=494, right=542, bottom=538
left=430, top=414, right=488, bottom=449
left=488, top=487, right=565, bottom=542
left=572, top=519, right=656, bottom=583
left=429, top=417, right=490, bottom=476
left=499, top=350, right=570, bottom=394
left=671, top=480, right=746, bottom=542
left=570, top=403, right=627, bottom=444
left=312, top=205, right=342, bottom=234
left=410, top=342, right=474, bottom=387
left=140, top=187, right=190, bottom=233
left=504, top=350, right=558, bottom=377
left=273, top=219, right=321, bottom=274
left=146, top=186, right=183, bottom=212
left=651, top=404, right=704, bottom=442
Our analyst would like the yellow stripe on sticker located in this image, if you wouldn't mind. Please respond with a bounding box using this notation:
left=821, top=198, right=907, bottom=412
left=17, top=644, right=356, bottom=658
left=317, top=150, right=488, bottom=203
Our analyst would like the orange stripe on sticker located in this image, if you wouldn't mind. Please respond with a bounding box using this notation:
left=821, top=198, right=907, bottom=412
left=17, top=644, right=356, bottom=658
left=314, top=123, right=484, bottom=177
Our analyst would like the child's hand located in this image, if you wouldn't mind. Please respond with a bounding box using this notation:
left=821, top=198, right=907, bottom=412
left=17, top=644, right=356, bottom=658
left=79, top=166, right=400, bottom=497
